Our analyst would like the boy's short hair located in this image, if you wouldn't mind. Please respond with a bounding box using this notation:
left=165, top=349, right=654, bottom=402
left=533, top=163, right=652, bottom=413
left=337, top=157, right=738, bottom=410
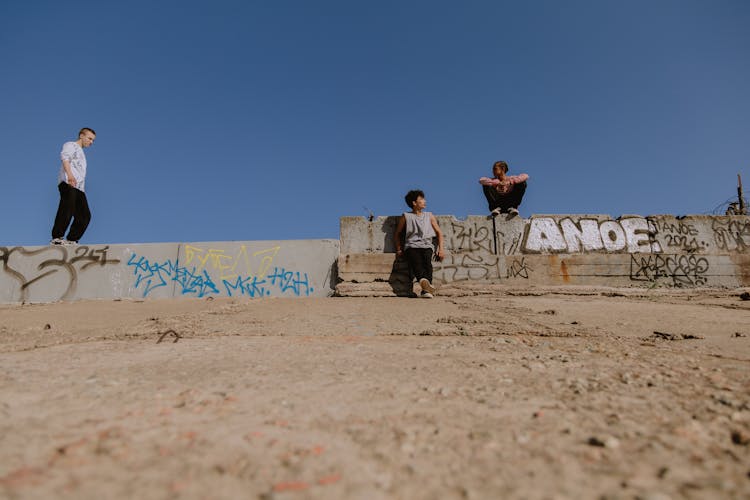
left=79, top=127, right=96, bottom=137
left=493, top=161, right=508, bottom=173
left=404, top=189, right=424, bottom=209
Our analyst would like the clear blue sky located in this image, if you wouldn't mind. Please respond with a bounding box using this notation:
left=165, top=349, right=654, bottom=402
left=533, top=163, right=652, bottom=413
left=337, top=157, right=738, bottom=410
left=2, top=0, right=748, bottom=245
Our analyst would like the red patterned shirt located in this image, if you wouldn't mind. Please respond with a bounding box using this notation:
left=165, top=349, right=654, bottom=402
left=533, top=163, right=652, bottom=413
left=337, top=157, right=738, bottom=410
left=479, top=174, right=528, bottom=194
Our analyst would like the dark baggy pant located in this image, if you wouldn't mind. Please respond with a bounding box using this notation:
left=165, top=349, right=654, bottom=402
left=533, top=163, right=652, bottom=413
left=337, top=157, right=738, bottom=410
left=483, top=181, right=527, bottom=212
left=404, top=247, right=433, bottom=283
left=51, top=182, right=91, bottom=242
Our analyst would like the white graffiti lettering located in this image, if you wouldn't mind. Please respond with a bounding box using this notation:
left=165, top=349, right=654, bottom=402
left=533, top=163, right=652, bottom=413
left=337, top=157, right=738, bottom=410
left=524, top=217, right=660, bottom=254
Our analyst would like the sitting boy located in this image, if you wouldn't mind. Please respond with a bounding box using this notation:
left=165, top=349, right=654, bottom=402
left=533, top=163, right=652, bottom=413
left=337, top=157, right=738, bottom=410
left=394, top=190, right=445, bottom=298
left=479, top=160, right=529, bottom=217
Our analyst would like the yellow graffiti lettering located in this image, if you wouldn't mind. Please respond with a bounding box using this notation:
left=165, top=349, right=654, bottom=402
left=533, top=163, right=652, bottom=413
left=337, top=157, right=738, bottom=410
left=183, top=245, right=281, bottom=281
left=253, top=246, right=280, bottom=279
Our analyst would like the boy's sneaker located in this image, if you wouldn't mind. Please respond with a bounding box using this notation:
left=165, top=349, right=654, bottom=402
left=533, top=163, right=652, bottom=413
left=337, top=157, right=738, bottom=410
left=419, top=278, right=437, bottom=294
left=490, top=207, right=502, bottom=217
left=506, top=207, right=519, bottom=219
left=420, top=291, right=434, bottom=299
left=50, top=238, right=65, bottom=245
left=62, top=239, right=78, bottom=246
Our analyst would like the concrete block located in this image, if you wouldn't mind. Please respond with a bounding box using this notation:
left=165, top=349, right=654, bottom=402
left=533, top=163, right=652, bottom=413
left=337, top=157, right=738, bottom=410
left=338, top=214, right=750, bottom=291
left=0, top=244, right=156, bottom=303
left=338, top=253, right=396, bottom=282
left=1, top=239, right=339, bottom=303
left=130, top=240, right=339, bottom=300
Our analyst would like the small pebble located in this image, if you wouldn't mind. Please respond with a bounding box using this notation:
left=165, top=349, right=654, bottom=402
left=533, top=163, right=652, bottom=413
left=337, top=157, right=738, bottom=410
left=731, top=429, right=750, bottom=446
left=588, top=435, right=620, bottom=449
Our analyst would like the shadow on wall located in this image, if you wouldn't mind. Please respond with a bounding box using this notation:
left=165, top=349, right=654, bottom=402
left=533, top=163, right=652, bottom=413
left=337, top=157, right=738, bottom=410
left=380, top=216, right=401, bottom=253
left=388, top=257, right=414, bottom=297
left=326, top=259, right=339, bottom=293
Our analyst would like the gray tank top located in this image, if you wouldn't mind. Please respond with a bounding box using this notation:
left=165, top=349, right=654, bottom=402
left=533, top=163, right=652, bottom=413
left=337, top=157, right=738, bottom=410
left=403, top=211, right=436, bottom=250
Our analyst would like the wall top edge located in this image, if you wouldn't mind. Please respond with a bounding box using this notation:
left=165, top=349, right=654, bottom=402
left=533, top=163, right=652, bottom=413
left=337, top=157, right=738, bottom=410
left=341, top=214, right=750, bottom=222
left=1, top=239, right=341, bottom=250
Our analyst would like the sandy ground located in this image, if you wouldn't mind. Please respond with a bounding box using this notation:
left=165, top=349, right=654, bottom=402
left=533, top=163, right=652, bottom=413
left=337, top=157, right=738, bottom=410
left=1, top=286, right=749, bottom=500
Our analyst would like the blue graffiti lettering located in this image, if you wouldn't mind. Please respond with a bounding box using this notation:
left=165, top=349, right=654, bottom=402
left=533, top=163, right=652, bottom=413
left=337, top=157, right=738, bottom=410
left=173, top=266, right=219, bottom=297
left=127, top=254, right=176, bottom=297
left=267, top=267, right=313, bottom=296
left=127, top=253, right=314, bottom=298
left=223, top=275, right=270, bottom=298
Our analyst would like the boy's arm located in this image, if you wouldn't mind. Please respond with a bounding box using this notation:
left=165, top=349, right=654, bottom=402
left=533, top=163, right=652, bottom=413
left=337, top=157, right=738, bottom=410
left=479, top=177, right=499, bottom=186
left=430, top=214, right=445, bottom=261
left=394, top=215, right=406, bottom=258
left=60, top=144, right=78, bottom=188
left=61, top=159, right=77, bottom=188
left=509, top=173, right=529, bottom=184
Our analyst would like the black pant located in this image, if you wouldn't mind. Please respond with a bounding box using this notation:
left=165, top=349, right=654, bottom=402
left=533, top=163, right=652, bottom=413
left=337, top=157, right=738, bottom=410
left=52, top=182, right=91, bottom=242
left=483, top=181, right=527, bottom=212
left=404, top=247, right=433, bottom=283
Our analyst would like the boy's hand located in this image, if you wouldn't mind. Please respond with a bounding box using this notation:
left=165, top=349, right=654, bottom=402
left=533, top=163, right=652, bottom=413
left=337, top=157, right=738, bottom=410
left=435, top=249, right=445, bottom=261
left=396, top=249, right=403, bottom=259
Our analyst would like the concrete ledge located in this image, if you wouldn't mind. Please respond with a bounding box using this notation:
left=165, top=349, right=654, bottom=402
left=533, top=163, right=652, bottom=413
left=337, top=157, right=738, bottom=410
left=338, top=253, right=397, bottom=281
left=1, top=239, right=339, bottom=303
left=338, top=214, right=750, bottom=293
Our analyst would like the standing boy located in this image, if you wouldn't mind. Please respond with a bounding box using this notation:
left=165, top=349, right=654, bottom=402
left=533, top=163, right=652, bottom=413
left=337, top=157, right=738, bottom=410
left=479, top=160, right=529, bottom=218
left=51, top=127, right=96, bottom=245
left=394, top=190, right=445, bottom=298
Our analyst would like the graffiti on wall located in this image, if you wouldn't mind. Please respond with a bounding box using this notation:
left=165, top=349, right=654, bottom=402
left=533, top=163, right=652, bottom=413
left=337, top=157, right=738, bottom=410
left=127, top=244, right=313, bottom=298
left=523, top=217, right=661, bottom=254
left=435, top=252, right=502, bottom=283
left=433, top=220, right=503, bottom=283
left=183, top=245, right=279, bottom=281
left=629, top=254, right=710, bottom=287
left=712, top=218, right=750, bottom=252
left=438, top=216, right=748, bottom=257
left=0, top=246, right=120, bottom=302
left=496, top=229, right=523, bottom=256
left=647, top=218, right=708, bottom=253
left=127, top=254, right=216, bottom=297
left=433, top=219, right=510, bottom=282
left=445, top=220, right=495, bottom=253
left=443, top=219, right=524, bottom=256
left=506, top=257, right=531, bottom=279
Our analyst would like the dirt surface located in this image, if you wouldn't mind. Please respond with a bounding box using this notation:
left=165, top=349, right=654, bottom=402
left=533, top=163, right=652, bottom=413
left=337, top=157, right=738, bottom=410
left=1, top=286, right=749, bottom=499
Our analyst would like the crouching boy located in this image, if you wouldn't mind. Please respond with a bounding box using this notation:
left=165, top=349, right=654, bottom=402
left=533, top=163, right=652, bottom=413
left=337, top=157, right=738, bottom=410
left=394, top=190, right=445, bottom=298
left=479, top=160, right=528, bottom=218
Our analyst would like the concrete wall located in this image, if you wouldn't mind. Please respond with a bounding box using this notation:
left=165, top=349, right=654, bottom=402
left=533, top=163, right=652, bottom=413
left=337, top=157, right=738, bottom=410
left=0, top=240, right=339, bottom=303
left=4, top=215, right=748, bottom=302
left=338, top=215, right=750, bottom=294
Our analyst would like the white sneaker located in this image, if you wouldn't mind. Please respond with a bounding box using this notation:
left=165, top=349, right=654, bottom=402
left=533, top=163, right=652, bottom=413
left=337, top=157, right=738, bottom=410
left=419, top=278, right=437, bottom=294
left=490, top=207, right=502, bottom=217
left=420, top=291, right=434, bottom=299
left=507, top=207, right=519, bottom=219
left=62, top=239, right=78, bottom=246
left=50, top=238, right=65, bottom=245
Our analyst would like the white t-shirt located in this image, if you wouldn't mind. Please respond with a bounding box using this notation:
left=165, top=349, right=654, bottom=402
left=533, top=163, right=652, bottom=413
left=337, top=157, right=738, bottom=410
left=58, top=141, right=87, bottom=192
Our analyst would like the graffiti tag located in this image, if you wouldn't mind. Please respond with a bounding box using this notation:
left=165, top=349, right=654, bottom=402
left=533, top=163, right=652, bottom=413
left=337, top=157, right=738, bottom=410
left=127, top=253, right=313, bottom=298
left=0, top=245, right=120, bottom=302
left=629, top=254, right=710, bottom=287
left=524, top=217, right=660, bottom=254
